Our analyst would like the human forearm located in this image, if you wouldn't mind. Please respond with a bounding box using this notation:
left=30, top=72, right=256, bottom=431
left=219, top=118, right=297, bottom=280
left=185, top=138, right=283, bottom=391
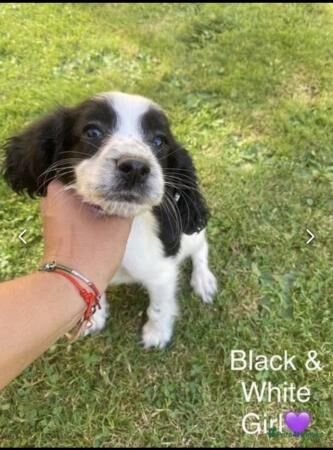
left=0, top=181, right=132, bottom=390
left=0, top=271, right=85, bottom=390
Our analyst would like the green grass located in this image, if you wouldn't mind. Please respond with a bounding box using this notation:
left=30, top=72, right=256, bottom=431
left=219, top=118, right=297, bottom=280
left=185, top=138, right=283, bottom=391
left=1, top=3, right=333, bottom=447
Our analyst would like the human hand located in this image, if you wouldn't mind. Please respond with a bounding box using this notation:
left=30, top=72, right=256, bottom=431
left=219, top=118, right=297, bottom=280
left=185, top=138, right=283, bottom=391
left=41, top=181, right=132, bottom=291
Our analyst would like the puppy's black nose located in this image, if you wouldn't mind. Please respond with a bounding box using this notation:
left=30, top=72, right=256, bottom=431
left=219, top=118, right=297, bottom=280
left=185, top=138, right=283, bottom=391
left=117, top=159, right=150, bottom=185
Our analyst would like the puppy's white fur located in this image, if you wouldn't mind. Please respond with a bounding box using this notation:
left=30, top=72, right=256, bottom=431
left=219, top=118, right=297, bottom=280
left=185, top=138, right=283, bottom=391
left=89, top=212, right=217, bottom=348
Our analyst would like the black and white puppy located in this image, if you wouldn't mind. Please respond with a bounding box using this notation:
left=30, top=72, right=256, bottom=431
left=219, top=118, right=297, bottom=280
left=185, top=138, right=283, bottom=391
left=3, top=92, right=217, bottom=348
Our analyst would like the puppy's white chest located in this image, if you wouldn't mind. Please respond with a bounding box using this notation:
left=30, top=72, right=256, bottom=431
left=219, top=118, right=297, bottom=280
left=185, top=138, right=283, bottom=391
left=111, top=212, right=165, bottom=284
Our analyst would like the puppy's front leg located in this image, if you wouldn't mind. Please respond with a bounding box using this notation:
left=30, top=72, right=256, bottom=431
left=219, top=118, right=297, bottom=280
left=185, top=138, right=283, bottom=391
left=142, top=266, right=179, bottom=349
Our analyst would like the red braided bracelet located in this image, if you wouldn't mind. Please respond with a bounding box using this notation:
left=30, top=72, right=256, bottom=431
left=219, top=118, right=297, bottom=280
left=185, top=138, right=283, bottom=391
left=39, top=261, right=102, bottom=340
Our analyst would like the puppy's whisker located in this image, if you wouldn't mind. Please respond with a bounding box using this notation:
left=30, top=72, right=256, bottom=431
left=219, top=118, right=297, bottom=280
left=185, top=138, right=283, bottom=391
left=58, top=150, right=94, bottom=157
left=164, top=172, right=199, bottom=185
left=163, top=168, right=194, bottom=173
left=38, top=167, right=76, bottom=192
left=163, top=191, right=182, bottom=238
left=80, top=138, right=103, bottom=152
left=38, top=159, right=81, bottom=188
left=164, top=171, right=198, bottom=180
left=175, top=186, right=203, bottom=224
left=164, top=180, right=200, bottom=193
left=46, top=182, right=78, bottom=210
left=38, top=159, right=78, bottom=180
left=158, top=147, right=190, bottom=161
left=39, top=164, right=74, bottom=184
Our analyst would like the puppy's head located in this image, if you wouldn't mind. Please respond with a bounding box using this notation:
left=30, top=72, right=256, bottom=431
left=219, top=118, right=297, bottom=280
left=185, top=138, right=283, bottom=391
left=3, top=92, right=208, bottom=232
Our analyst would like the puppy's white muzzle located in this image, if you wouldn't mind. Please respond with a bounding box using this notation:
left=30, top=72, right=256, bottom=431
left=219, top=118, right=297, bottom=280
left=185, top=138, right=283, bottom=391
left=74, top=137, right=164, bottom=217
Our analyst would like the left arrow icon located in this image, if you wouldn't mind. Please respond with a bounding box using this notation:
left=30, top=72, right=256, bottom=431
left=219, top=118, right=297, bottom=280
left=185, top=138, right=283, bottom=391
left=18, top=229, right=27, bottom=245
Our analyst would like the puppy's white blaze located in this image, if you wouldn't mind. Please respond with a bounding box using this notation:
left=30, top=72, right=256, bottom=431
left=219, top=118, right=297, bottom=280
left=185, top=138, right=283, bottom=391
left=97, top=91, right=159, bottom=139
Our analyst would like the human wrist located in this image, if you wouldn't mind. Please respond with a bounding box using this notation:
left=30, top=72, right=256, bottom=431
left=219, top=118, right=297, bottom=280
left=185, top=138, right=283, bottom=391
left=40, top=255, right=111, bottom=293
left=33, top=271, right=86, bottom=316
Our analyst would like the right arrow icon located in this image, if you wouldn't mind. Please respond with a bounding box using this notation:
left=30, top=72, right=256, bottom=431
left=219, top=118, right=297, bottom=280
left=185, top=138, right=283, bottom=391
left=306, top=229, right=315, bottom=245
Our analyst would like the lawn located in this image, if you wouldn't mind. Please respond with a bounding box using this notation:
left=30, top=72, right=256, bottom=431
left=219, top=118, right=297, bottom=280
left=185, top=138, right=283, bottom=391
left=0, top=3, right=332, bottom=447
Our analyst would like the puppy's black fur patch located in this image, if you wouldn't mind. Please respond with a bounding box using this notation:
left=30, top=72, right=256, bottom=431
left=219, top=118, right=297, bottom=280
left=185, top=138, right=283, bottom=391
left=3, top=98, right=117, bottom=196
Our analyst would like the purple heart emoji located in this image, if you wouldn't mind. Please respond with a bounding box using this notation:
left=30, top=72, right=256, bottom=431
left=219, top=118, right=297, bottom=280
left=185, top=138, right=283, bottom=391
left=284, top=411, right=311, bottom=434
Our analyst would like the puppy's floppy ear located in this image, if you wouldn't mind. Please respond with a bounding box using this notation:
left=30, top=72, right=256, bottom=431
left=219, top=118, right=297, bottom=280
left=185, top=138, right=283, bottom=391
left=167, top=144, right=209, bottom=235
left=3, top=107, right=70, bottom=196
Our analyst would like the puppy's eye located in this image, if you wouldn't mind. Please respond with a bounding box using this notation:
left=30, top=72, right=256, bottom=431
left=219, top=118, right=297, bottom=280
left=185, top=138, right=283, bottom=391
left=82, top=125, right=104, bottom=140
left=152, top=134, right=167, bottom=148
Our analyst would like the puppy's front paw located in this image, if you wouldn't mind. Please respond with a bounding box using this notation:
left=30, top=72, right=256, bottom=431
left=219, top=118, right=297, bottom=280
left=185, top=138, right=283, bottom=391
left=141, top=320, right=173, bottom=349
left=83, top=294, right=109, bottom=336
left=83, top=311, right=108, bottom=336
left=191, top=268, right=218, bottom=304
